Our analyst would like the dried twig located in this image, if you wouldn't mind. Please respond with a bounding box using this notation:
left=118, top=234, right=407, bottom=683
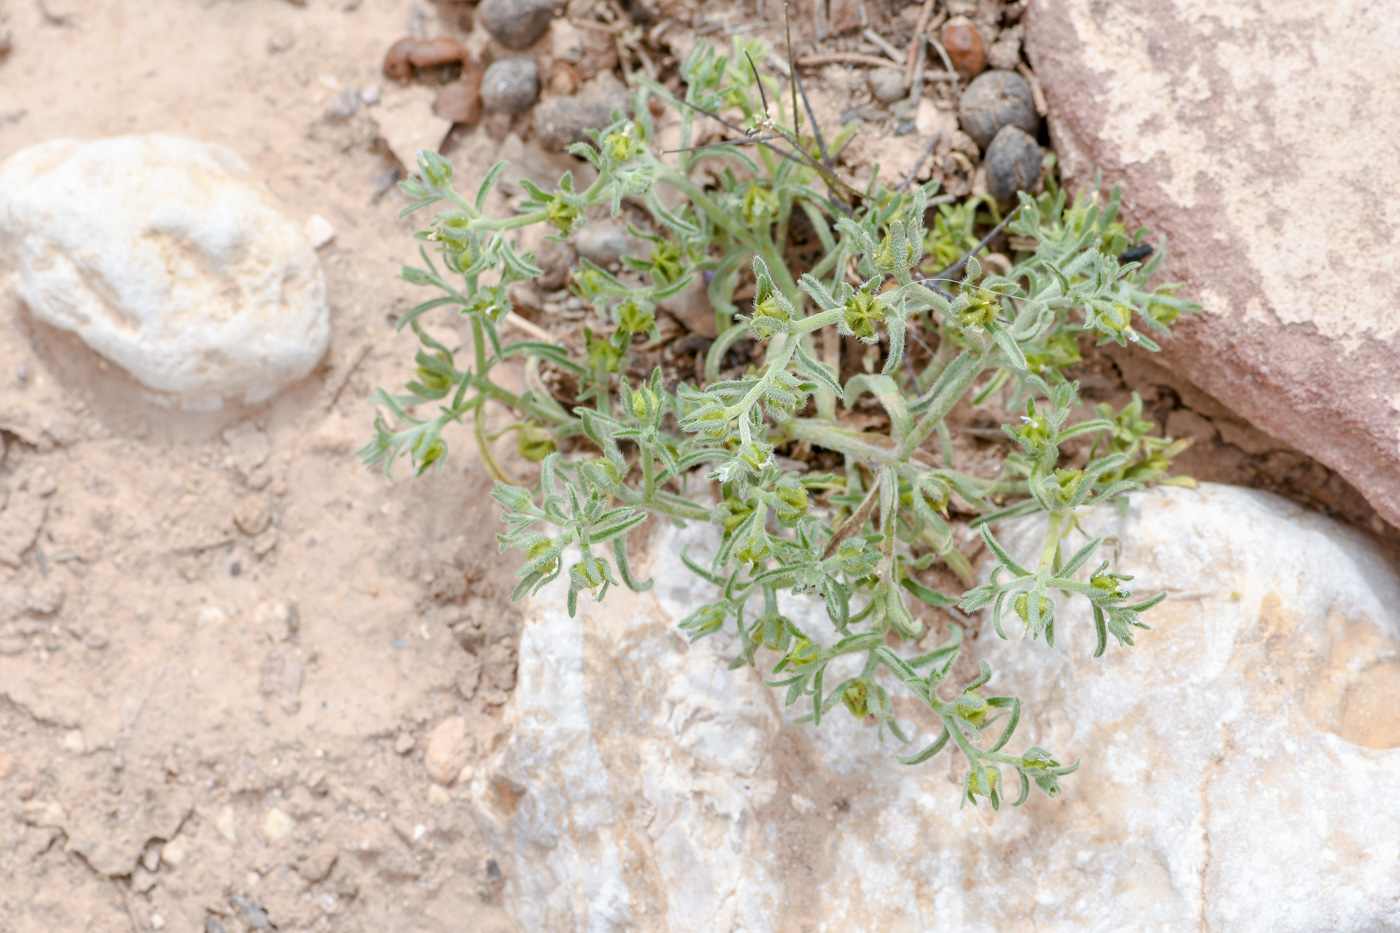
left=904, top=0, right=937, bottom=88
left=325, top=343, right=372, bottom=412
left=797, top=52, right=902, bottom=70
left=862, top=28, right=904, bottom=62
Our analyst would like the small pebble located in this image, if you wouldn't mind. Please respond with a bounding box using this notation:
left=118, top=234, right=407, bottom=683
left=533, top=73, right=630, bottom=150
left=83, top=629, right=109, bottom=650
left=423, top=715, right=476, bottom=785
left=868, top=67, right=906, bottom=104
left=234, top=495, right=273, bottom=536
left=383, top=37, right=417, bottom=82
left=304, top=214, right=336, bottom=248
left=150, top=915, right=165, bottom=931
left=324, top=86, right=360, bottom=121
left=161, top=838, right=188, bottom=869
left=959, top=70, right=1039, bottom=150
left=433, top=63, right=484, bottom=124
left=260, top=806, right=294, bottom=841
left=406, top=37, right=466, bottom=68
left=894, top=120, right=917, bottom=137
left=481, top=58, right=539, bottom=113
left=572, top=222, right=630, bottom=268
left=478, top=0, right=553, bottom=50
left=984, top=124, right=1043, bottom=206
left=393, top=732, right=415, bottom=755
left=204, top=917, right=227, bottom=933
left=61, top=729, right=84, bottom=753
left=941, top=20, right=986, bottom=76
left=360, top=84, right=381, bottom=106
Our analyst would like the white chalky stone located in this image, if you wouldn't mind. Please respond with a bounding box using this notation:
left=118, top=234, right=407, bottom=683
left=0, top=134, right=330, bottom=409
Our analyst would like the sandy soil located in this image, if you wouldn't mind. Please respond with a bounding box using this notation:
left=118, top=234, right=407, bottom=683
left=0, top=1, right=1393, bottom=932
left=0, top=2, right=525, bottom=930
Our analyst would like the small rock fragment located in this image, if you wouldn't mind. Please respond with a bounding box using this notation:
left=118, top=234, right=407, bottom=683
left=61, top=729, right=85, bottom=753
left=234, top=495, right=273, bottom=536
left=215, top=804, right=237, bottom=843
left=149, top=913, right=165, bottom=930
left=384, top=37, right=416, bottom=82
left=481, top=58, right=540, bottom=113
left=407, top=37, right=466, bottom=68
left=572, top=221, right=631, bottom=268
left=424, top=716, right=476, bottom=785
left=534, top=237, right=576, bottom=291
left=986, top=33, right=1022, bottom=71
left=941, top=20, right=986, bottom=76
left=478, top=0, right=553, bottom=50
left=791, top=794, right=818, bottom=816
left=456, top=653, right=483, bottom=700
left=958, top=70, right=1039, bottom=150
left=161, top=838, right=188, bottom=869
left=533, top=73, right=630, bottom=150
left=304, top=214, right=336, bottom=249
left=231, top=894, right=271, bottom=931
left=261, top=807, right=294, bottom=841
left=361, top=84, right=382, bottom=106
left=428, top=783, right=451, bottom=805
left=141, top=843, right=161, bottom=872
left=868, top=68, right=906, bottom=104
left=324, top=87, right=360, bottom=121
left=394, top=732, right=415, bottom=755
left=433, top=61, right=484, bottom=124
left=984, top=125, right=1043, bottom=206
left=83, top=629, right=110, bottom=650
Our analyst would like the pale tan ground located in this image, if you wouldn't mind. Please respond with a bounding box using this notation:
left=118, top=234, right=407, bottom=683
left=0, top=2, right=523, bottom=930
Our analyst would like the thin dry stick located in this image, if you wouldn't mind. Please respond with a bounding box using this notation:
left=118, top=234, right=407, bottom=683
left=797, top=52, right=903, bottom=70
left=862, top=27, right=904, bottom=61
left=927, top=34, right=957, bottom=81
left=904, top=0, right=937, bottom=88
left=503, top=312, right=553, bottom=343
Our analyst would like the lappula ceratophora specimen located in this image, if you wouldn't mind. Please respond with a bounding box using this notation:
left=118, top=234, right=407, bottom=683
left=361, top=38, right=1197, bottom=809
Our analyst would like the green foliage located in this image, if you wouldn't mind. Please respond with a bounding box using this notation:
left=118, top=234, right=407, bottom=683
left=361, top=39, right=1197, bottom=809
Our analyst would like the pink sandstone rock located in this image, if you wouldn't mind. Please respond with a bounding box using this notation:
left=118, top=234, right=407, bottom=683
left=1025, top=0, right=1400, bottom=526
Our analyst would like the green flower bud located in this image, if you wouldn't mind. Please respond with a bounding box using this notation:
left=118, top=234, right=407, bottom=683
left=616, top=298, right=656, bottom=336
left=741, top=184, right=779, bottom=227
left=872, top=228, right=914, bottom=273
left=772, top=475, right=809, bottom=525
left=842, top=679, right=871, bottom=718
left=956, top=289, right=1000, bottom=332
left=783, top=635, right=820, bottom=668
left=842, top=289, right=881, bottom=342
left=630, top=383, right=662, bottom=422
left=546, top=197, right=582, bottom=234
left=649, top=240, right=684, bottom=285
left=954, top=689, right=990, bottom=727
left=517, top=422, right=556, bottom=462
left=525, top=538, right=560, bottom=576
left=416, top=437, right=446, bottom=474
left=601, top=123, right=640, bottom=163
left=1013, top=592, right=1054, bottom=624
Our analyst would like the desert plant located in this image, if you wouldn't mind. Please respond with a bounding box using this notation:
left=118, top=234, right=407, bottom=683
left=361, top=38, right=1195, bottom=809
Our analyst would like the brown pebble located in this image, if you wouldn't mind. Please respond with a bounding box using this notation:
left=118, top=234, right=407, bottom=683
left=384, top=37, right=417, bottom=83
left=942, top=20, right=986, bottom=76
left=433, top=60, right=484, bottom=124
left=408, top=37, right=466, bottom=68
left=549, top=61, right=579, bottom=97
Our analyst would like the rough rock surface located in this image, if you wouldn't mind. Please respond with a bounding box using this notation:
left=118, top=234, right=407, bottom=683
left=474, top=485, right=1400, bottom=931
left=1024, top=0, right=1400, bottom=526
left=0, top=134, right=330, bottom=410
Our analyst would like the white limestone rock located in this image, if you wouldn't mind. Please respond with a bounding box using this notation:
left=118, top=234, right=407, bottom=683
left=473, top=484, right=1400, bottom=931
left=0, top=135, right=329, bottom=409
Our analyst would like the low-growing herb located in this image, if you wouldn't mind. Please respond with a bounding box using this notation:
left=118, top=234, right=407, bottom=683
left=361, top=39, right=1196, bottom=809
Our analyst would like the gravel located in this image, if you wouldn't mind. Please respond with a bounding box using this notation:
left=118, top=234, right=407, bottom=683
left=984, top=125, right=1043, bottom=206
left=533, top=73, right=630, bottom=150
left=478, top=0, right=553, bottom=50
left=958, top=69, right=1039, bottom=150
left=481, top=57, right=539, bottom=113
